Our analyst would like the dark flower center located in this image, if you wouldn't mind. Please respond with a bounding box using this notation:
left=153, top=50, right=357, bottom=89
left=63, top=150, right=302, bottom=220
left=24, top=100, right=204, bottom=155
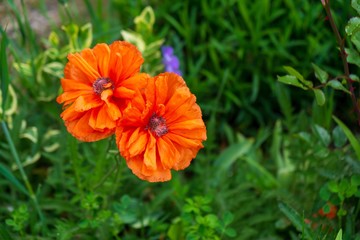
left=146, top=113, right=168, bottom=137
left=93, top=77, right=114, bottom=95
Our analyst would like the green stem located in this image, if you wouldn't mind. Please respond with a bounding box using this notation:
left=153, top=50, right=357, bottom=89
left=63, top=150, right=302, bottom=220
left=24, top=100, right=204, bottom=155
left=323, top=1, right=360, bottom=126
left=1, top=121, right=44, bottom=223
left=67, top=135, right=84, bottom=198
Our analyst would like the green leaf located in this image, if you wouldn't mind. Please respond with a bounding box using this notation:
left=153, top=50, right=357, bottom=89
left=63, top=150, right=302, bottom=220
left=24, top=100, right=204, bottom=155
left=79, top=23, right=93, bottom=49
left=352, top=0, right=360, bottom=15
left=223, top=212, right=234, bottom=225
left=311, top=63, right=328, bottom=84
left=346, top=48, right=360, bottom=67
left=0, top=27, right=9, bottom=118
left=277, top=75, right=308, bottom=90
left=328, top=181, right=339, bottom=193
left=225, top=228, right=237, bottom=238
left=327, top=80, right=351, bottom=94
left=335, top=229, right=343, bottom=240
left=351, top=175, right=360, bottom=187
left=278, top=202, right=313, bottom=239
left=214, top=141, right=252, bottom=173
left=333, top=116, right=360, bottom=161
left=283, top=66, right=313, bottom=88
left=313, top=89, right=326, bottom=106
left=345, top=17, right=360, bottom=36
left=313, top=124, right=331, bottom=147
left=319, top=185, right=331, bottom=201
left=351, top=32, right=360, bottom=52
left=167, top=219, right=183, bottom=240
left=332, top=126, right=347, bottom=148
left=350, top=74, right=360, bottom=82
left=134, top=6, right=155, bottom=35
left=0, top=163, right=28, bottom=196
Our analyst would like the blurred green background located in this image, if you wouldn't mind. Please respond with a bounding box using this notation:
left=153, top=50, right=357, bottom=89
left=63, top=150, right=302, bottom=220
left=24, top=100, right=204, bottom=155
left=1, top=0, right=360, bottom=239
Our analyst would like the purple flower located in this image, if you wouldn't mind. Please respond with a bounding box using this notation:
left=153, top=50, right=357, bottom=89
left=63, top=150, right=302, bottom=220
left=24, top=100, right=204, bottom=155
left=161, top=46, right=182, bottom=76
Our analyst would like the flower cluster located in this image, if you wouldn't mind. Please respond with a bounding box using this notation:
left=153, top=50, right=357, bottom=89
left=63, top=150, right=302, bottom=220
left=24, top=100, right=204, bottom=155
left=57, top=41, right=206, bottom=182
left=161, top=46, right=182, bottom=75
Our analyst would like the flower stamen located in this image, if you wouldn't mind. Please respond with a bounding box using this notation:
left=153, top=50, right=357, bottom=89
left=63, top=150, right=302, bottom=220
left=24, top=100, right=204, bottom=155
left=146, top=113, right=168, bottom=137
left=93, top=77, right=114, bottom=95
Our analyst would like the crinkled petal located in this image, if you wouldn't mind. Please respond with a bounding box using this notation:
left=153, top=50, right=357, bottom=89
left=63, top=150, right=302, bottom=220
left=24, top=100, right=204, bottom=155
left=60, top=104, right=82, bottom=121
left=89, top=105, right=116, bottom=130
left=61, top=78, right=92, bottom=92
left=126, top=156, right=171, bottom=182
left=113, top=86, right=135, bottom=99
left=109, top=41, right=144, bottom=82
left=93, top=43, right=110, bottom=77
left=157, top=136, right=179, bottom=169
left=127, top=129, right=148, bottom=157
left=56, top=90, right=93, bottom=104
left=67, top=53, right=101, bottom=83
left=65, top=111, right=113, bottom=142
left=74, top=95, right=103, bottom=112
left=143, top=134, right=157, bottom=170
left=166, top=132, right=203, bottom=148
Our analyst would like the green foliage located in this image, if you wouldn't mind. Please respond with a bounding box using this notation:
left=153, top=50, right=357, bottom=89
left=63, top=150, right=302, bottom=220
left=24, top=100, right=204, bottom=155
left=121, top=6, right=164, bottom=76
left=5, top=205, right=29, bottom=234
left=168, top=196, right=236, bottom=240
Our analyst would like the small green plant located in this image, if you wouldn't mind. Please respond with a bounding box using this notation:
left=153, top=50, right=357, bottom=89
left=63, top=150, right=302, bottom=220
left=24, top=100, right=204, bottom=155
left=168, top=196, right=236, bottom=240
left=5, top=204, right=29, bottom=236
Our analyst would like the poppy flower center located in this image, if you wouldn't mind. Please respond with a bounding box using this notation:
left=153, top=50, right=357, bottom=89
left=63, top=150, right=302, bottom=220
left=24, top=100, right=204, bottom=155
left=93, top=77, right=114, bottom=95
left=146, top=113, right=168, bottom=137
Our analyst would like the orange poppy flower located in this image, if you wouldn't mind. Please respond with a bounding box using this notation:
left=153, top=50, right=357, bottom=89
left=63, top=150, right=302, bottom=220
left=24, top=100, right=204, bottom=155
left=116, top=72, right=207, bottom=182
left=57, top=41, right=148, bottom=141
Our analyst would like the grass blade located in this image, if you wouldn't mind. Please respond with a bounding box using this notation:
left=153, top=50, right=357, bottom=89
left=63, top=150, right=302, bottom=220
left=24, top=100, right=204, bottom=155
left=333, top=116, right=360, bottom=160
left=0, top=224, right=13, bottom=240
left=0, top=27, right=9, bottom=117
left=0, top=162, right=29, bottom=196
left=1, top=122, right=44, bottom=223
left=278, top=202, right=313, bottom=239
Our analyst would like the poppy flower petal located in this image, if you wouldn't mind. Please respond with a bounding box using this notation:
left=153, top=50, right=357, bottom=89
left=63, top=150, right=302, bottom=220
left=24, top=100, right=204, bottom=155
left=169, top=119, right=206, bottom=130
left=120, top=73, right=149, bottom=91
left=89, top=105, right=116, bottom=130
left=165, top=132, right=203, bottom=148
left=65, top=111, right=113, bottom=141
left=127, top=129, right=148, bottom=157
left=172, top=146, right=198, bottom=170
left=61, top=78, right=92, bottom=92
left=74, top=95, right=103, bottom=112
left=143, top=134, right=157, bottom=170
left=116, top=128, right=131, bottom=158
left=157, top=73, right=186, bottom=97
left=154, top=75, right=168, bottom=105
left=79, top=48, right=98, bottom=71
left=105, top=100, right=121, bottom=121
left=157, top=136, right=179, bottom=169
left=113, top=86, right=135, bottom=99
left=109, top=41, right=144, bottom=82
left=126, top=156, right=172, bottom=182
left=93, top=43, right=111, bottom=77
left=56, top=90, right=93, bottom=104
left=67, top=53, right=101, bottom=82
left=60, top=104, right=82, bottom=121
left=171, top=128, right=207, bottom=140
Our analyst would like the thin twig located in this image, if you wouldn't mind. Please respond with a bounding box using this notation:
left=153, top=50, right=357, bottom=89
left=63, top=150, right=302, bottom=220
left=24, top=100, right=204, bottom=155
left=323, top=0, right=360, bottom=125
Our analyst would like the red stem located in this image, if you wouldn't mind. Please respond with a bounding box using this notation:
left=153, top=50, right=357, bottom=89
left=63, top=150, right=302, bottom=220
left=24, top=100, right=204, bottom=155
left=324, top=1, right=360, bottom=126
